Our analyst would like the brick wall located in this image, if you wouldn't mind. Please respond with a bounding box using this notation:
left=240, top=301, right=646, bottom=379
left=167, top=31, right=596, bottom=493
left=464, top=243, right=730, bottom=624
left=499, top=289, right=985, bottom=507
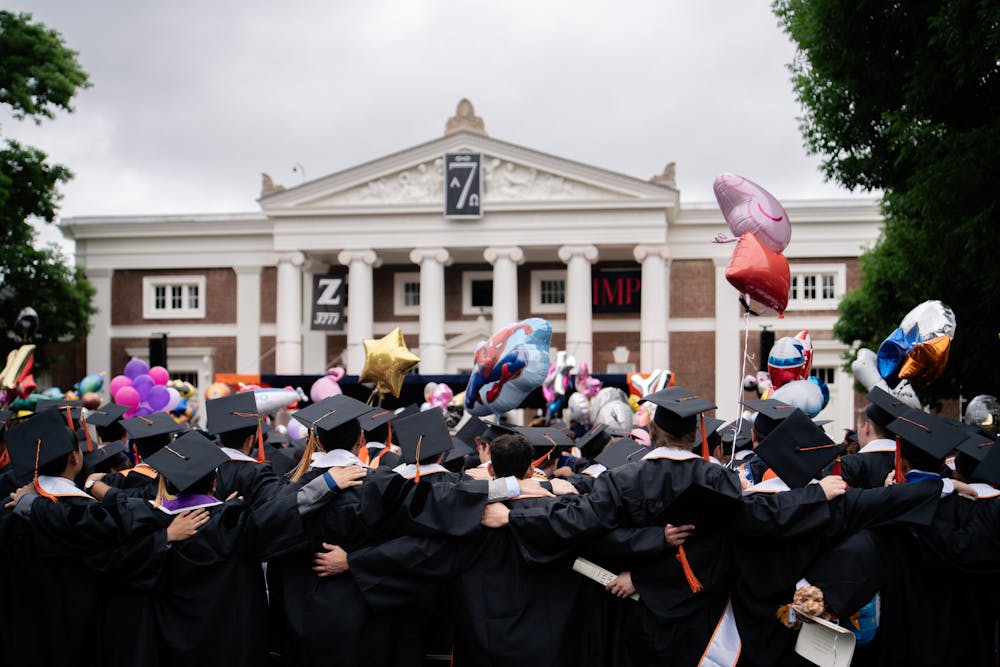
left=112, top=268, right=236, bottom=325
left=261, top=267, right=276, bottom=323
left=669, top=331, right=715, bottom=401
left=671, top=260, right=714, bottom=318
left=36, top=341, right=87, bottom=390
left=259, top=336, right=275, bottom=374
left=594, top=331, right=640, bottom=372
left=373, top=266, right=418, bottom=323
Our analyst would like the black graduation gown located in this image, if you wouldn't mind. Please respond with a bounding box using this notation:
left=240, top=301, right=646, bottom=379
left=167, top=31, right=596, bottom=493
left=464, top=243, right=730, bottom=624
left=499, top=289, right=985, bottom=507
left=215, top=458, right=283, bottom=508
left=730, top=481, right=944, bottom=667
left=837, top=450, right=895, bottom=488
left=347, top=496, right=668, bottom=667
left=0, top=492, right=168, bottom=667
left=867, top=493, right=999, bottom=667
left=103, top=463, right=161, bottom=498
left=268, top=465, right=492, bottom=667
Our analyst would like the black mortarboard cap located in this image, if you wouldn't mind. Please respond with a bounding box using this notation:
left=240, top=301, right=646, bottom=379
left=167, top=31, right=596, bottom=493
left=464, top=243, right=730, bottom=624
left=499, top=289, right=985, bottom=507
left=695, top=417, right=726, bottom=445
left=550, top=420, right=574, bottom=437
left=865, top=387, right=910, bottom=429
left=87, top=403, right=129, bottom=429
left=83, top=442, right=129, bottom=473
left=483, top=422, right=517, bottom=443
left=6, top=409, right=78, bottom=479
left=594, top=437, right=646, bottom=470
left=394, top=408, right=454, bottom=464
left=743, top=399, right=797, bottom=438
left=575, top=422, right=615, bottom=459
left=292, top=395, right=375, bottom=433
left=37, top=399, right=83, bottom=426
left=755, top=408, right=840, bottom=488
left=887, top=408, right=966, bottom=463
left=719, top=418, right=754, bottom=452
left=359, top=408, right=399, bottom=432
left=455, top=416, right=489, bottom=448
left=641, top=387, right=716, bottom=437
left=121, top=412, right=185, bottom=456
left=445, top=438, right=474, bottom=464
left=206, top=392, right=261, bottom=436
left=514, top=426, right=574, bottom=454
left=971, top=434, right=1000, bottom=486
left=955, top=428, right=994, bottom=463
left=144, top=430, right=229, bottom=494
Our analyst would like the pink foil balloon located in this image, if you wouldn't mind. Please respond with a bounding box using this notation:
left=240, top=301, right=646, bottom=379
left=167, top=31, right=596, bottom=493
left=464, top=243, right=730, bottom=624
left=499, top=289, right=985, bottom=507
left=713, top=173, right=791, bottom=253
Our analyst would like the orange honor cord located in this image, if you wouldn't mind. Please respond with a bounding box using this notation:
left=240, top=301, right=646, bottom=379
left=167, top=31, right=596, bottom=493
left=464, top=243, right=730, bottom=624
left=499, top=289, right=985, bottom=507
left=33, top=438, right=58, bottom=502
left=894, top=436, right=904, bottom=484
left=358, top=432, right=370, bottom=466
left=676, top=544, right=703, bottom=593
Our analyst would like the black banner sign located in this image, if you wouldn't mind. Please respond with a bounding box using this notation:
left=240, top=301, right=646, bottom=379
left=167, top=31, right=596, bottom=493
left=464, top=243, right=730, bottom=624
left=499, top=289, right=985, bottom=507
left=311, top=272, right=346, bottom=331
left=592, top=269, right=642, bottom=313
left=444, top=152, right=482, bottom=218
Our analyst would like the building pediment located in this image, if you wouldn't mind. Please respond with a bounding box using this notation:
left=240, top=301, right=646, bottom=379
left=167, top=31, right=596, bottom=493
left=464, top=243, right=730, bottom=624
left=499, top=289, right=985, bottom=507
left=259, top=131, right=677, bottom=214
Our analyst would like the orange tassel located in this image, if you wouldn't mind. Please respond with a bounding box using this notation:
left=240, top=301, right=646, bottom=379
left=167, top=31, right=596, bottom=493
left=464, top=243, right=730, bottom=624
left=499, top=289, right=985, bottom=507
left=531, top=445, right=556, bottom=471
left=358, top=431, right=370, bottom=465
left=676, top=544, right=703, bottom=593
left=414, top=434, right=423, bottom=483
left=81, top=412, right=94, bottom=453
left=255, top=422, right=266, bottom=463
left=62, top=406, right=74, bottom=430
left=700, top=414, right=710, bottom=461
left=832, top=457, right=841, bottom=477
left=32, top=439, right=59, bottom=502
left=894, top=436, right=904, bottom=484
left=133, top=443, right=142, bottom=464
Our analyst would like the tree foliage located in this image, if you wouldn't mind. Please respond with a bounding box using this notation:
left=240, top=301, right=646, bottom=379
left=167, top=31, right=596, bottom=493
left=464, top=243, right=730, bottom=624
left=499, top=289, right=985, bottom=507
left=0, top=11, right=93, bottom=351
left=774, top=0, right=1000, bottom=397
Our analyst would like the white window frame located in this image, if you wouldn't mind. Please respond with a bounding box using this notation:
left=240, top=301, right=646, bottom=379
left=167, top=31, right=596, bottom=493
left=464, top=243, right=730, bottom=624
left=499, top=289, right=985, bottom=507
left=788, top=263, right=846, bottom=311
left=393, top=272, right=421, bottom=316
left=142, top=275, right=206, bottom=319
left=462, top=271, right=494, bottom=316
left=530, top=270, right=567, bottom=314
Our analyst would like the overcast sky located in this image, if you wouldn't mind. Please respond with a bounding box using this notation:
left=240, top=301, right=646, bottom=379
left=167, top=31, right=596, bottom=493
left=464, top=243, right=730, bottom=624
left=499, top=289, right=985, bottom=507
left=5, top=1, right=873, bottom=254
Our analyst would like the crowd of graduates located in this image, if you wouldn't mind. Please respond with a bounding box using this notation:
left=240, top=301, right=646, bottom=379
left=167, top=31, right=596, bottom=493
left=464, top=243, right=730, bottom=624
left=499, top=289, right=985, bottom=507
left=2, top=380, right=1000, bottom=667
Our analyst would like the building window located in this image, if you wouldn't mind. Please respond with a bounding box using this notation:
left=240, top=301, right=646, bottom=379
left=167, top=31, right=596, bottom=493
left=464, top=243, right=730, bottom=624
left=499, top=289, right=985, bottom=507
left=462, top=271, right=493, bottom=315
left=530, top=270, right=567, bottom=314
left=142, top=276, right=206, bottom=319
left=787, top=264, right=846, bottom=310
left=810, top=367, right=836, bottom=385
left=393, top=272, right=421, bottom=316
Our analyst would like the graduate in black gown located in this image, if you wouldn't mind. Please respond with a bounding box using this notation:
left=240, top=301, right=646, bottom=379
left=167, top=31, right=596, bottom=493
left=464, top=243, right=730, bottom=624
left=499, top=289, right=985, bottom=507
left=205, top=392, right=284, bottom=507
left=835, top=388, right=909, bottom=488
left=101, top=412, right=185, bottom=497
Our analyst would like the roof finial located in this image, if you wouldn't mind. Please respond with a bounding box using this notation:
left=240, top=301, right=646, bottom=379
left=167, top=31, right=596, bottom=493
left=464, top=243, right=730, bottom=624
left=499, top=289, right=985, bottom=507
left=445, top=98, right=487, bottom=136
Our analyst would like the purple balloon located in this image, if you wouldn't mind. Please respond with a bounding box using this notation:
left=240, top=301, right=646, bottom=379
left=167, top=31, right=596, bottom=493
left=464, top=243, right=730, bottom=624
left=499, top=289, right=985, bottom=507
left=148, top=385, right=171, bottom=411
left=133, top=374, right=155, bottom=400
left=132, top=405, right=153, bottom=418
left=124, top=358, right=150, bottom=380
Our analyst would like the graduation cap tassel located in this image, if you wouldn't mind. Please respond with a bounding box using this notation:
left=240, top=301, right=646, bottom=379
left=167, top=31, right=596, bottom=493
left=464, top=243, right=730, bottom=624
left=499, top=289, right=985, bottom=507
left=255, top=421, right=266, bottom=463
left=414, top=434, right=424, bottom=483
left=700, top=414, right=710, bottom=462
left=675, top=545, right=703, bottom=593
left=291, top=428, right=320, bottom=482
left=32, top=438, right=58, bottom=503
left=61, top=406, right=74, bottom=430
left=894, top=436, right=904, bottom=484
left=358, top=431, right=370, bottom=466
left=154, top=475, right=177, bottom=508
left=531, top=445, right=556, bottom=472
left=832, top=456, right=841, bottom=477
left=81, top=412, right=95, bottom=453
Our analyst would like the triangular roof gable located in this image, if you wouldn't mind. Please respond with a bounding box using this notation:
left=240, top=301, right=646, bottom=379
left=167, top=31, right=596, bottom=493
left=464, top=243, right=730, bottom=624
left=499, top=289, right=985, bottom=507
left=259, top=131, right=676, bottom=212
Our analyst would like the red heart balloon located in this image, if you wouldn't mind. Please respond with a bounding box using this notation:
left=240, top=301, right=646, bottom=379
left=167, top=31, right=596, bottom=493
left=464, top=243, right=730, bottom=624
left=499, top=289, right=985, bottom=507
left=725, top=232, right=790, bottom=315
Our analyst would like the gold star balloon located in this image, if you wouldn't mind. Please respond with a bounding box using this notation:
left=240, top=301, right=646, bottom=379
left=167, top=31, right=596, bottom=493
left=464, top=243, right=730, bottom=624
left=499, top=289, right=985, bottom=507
left=360, top=327, right=420, bottom=400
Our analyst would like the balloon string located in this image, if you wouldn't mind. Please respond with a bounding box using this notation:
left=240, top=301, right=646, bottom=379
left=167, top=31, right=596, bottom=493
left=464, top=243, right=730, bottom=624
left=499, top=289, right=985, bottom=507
left=728, top=303, right=753, bottom=470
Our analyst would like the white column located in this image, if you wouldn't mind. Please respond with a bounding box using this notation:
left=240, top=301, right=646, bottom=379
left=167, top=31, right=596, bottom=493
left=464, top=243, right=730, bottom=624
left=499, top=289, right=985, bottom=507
left=409, top=247, right=451, bottom=374
left=633, top=244, right=670, bottom=371
left=234, top=265, right=262, bottom=374
left=338, top=249, right=379, bottom=374
left=300, top=260, right=328, bottom=374
left=558, top=244, right=598, bottom=368
left=86, top=267, right=112, bottom=374
left=484, top=246, right=524, bottom=331
left=714, top=256, right=741, bottom=416
left=275, top=252, right=305, bottom=374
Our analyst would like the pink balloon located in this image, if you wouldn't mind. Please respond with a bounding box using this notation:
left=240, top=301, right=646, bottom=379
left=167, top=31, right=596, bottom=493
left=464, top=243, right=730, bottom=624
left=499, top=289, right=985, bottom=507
left=430, top=384, right=454, bottom=411
left=124, top=358, right=149, bottom=380
left=148, top=385, right=171, bottom=411
left=713, top=173, right=791, bottom=253
left=287, top=418, right=308, bottom=442
left=148, top=366, right=170, bottom=386
left=115, top=385, right=140, bottom=408
left=310, top=375, right=343, bottom=402
left=108, top=374, right=131, bottom=397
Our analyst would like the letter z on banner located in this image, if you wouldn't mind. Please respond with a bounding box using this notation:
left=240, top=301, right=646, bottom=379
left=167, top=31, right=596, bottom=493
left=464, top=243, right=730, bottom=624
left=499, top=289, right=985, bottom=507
left=311, top=272, right=346, bottom=331
left=445, top=152, right=483, bottom=218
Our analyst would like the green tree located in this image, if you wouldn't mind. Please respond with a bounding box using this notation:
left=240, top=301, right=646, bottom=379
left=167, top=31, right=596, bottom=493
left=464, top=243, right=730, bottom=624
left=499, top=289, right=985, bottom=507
left=773, top=0, right=1000, bottom=398
left=0, top=11, right=94, bottom=353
